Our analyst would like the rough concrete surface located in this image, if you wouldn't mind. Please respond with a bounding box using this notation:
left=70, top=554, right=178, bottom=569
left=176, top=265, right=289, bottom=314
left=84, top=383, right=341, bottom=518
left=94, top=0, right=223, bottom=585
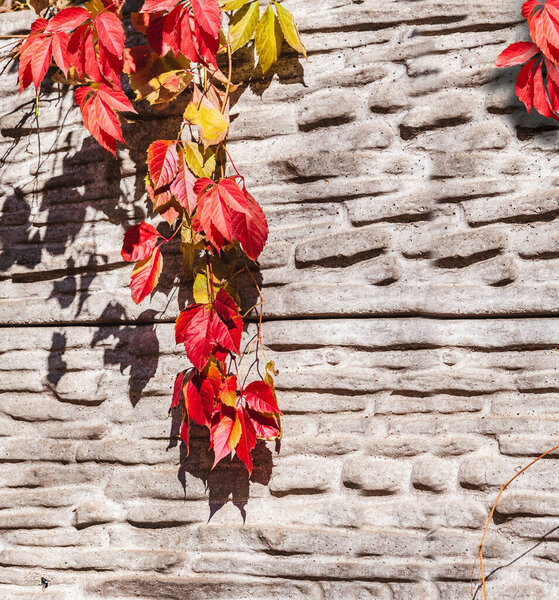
left=1, top=1, right=559, bottom=598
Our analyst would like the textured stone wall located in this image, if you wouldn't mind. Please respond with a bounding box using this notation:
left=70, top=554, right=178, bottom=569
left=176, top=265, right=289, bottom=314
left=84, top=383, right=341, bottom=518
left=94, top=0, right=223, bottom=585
left=2, top=1, right=559, bottom=598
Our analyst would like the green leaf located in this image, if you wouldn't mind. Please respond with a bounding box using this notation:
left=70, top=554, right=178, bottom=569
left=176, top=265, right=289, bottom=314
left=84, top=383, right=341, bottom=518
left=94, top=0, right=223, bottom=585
left=220, top=0, right=250, bottom=10
left=273, top=1, right=306, bottom=57
left=183, top=142, right=216, bottom=178
left=228, top=1, right=260, bottom=53
left=255, top=6, right=283, bottom=73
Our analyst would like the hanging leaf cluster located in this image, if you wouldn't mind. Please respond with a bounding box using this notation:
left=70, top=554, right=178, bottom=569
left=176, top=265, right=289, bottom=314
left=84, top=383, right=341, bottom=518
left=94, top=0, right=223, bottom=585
left=16, top=0, right=305, bottom=474
left=497, top=0, right=559, bottom=119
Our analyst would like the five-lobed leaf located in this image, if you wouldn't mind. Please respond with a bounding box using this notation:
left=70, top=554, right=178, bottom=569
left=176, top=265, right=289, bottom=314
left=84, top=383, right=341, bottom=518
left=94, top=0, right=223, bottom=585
left=175, top=288, right=242, bottom=370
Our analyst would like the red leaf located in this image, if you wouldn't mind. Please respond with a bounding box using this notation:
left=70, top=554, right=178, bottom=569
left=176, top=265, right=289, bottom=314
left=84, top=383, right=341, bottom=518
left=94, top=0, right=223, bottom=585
left=193, top=19, right=219, bottom=66
left=96, top=11, right=125, bottom=83
left=51, top=32, right=70, bottom=76
left=148, top=140, right=180, bottom=189
left=523, top=0, right=542, bottom=22
left=180, top=419, right=190, bottom=448
left=96, top=11, right=125, bottom=58
left=525, top=0, right=559, bottom=64
left=159, top=205, right=181, bottom=227
left=195, top=177, right=250, bottom=251
left=162, top=5, right=182, bottom=56
left=248, top=409, right=280, bottom=440
left=95, top=96, right=125, bottom=144
left=30, top=36, right=53, bottom=91
left=212, top=288, right=243, bottom=355
left=121, top=222, right=162, bottom=262
left=191, top=0, right=221, bottom=38
left=74, top=85, right=92, bottom=107
left=243, top=380, right=280, bottom=414
left=533, top=62, right=558, bottom=119
left=175, top=288, right=242, bottom=370
left=175, top=304, right=214, bottom=370
left=67, top=24, right=88, bottom=79
left=231, top=187, right=268, bottom=261
left=170, top=369, right=188, bottom=410
left=171, top=148, right=198, bottom=214
left=46, top=7, right=90, bottom=32
left=496, top=41, right=540, bottom=67
left=130, top=247, right=163, bottom=304
left=178, top=9, right=198, bottom=62
left=142, top=0, right=179, bottom=12
left=210, top=408, right=242, bottom=468
left=83, top=27, right=103, bottom=82
left=144, top=12, right=169, bottom=55
left=235, top=407, right=256, bottom=473
left=516, top=57, right=538, bottom=112
left=97, top=84, right=136, bottom=113
left=31, top=18, right=48, bottom=34
left=18, top=35, right=41, bottom=91
left=186, top=371, right=217, bottom=426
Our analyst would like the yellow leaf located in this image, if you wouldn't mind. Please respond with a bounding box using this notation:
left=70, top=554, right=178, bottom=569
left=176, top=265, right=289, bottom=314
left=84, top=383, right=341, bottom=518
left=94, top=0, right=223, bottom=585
left=273, top=1, right=306, bottom=57
left=183, top=102, right=229, bottom=148
left=220, top=0, right=250, bottom=10
left=255, top=6, right=283, bottom=73
left=228, top=1, right=260, bottom=53
left=193, top=271, right=212, bottom=304
left=183, top=142, right=216, bottom=178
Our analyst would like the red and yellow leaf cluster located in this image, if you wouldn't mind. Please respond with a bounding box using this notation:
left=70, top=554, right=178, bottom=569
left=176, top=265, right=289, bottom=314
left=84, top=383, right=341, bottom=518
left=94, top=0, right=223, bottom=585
left=170, top=359, right=281, bottom=473
left=497, top=0, right=559, bottom=119
left=17, top=0, right=307, bottom=476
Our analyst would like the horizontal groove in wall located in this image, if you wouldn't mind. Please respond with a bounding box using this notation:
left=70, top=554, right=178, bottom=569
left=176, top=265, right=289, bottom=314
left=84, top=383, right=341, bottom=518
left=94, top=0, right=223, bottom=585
left=2, top=313, right=559, bottom=329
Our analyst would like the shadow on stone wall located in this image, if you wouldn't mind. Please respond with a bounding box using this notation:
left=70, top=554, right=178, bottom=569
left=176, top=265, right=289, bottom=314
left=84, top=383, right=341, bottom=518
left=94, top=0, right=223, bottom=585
left=0, top=46, right=303, bottom=513
left=169, top=409, right=273, bottom=521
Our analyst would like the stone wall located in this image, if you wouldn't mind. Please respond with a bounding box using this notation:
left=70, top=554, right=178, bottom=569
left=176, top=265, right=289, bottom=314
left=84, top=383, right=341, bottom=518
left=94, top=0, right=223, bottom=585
left=1, top=1, right=559, bottom=598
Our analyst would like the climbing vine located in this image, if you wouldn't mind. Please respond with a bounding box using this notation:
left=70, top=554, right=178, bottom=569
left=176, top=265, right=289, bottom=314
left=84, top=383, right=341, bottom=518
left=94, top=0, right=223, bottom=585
left=13, top=0, right=306, bottom=474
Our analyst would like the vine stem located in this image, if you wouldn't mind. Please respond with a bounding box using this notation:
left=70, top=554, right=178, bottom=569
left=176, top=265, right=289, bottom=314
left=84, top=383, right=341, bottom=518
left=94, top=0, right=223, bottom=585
left=163, top=222, right=183, bottom=243
left=221, top=42, right=232, bottom=115
left=470, top=444, right=559, bottom=600
left=243, top=254, right=268, bottom=366
left=223, top=145, right=244, bottom=181
left=205, top=254, right=215, bottom=303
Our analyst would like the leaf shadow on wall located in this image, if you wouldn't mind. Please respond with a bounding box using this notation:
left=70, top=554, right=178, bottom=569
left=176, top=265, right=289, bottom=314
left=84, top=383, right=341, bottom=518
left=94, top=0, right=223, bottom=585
left=91, top=304, right=160, bottom=407
left=0, top=90, right=160, bottom=405
left=168, top=405, right=273, bottom=522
